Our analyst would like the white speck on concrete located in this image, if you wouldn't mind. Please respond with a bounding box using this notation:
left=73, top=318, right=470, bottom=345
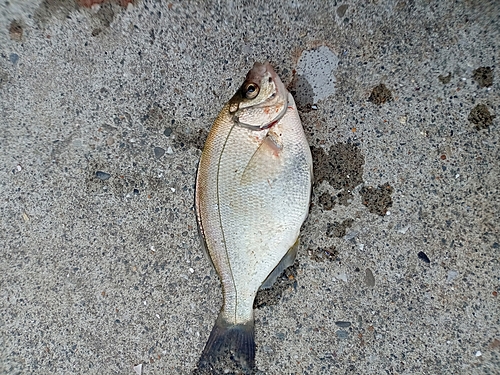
left=133, top=363, right=142, bottom=375
left=166, top=146, right=174, bottom=154
left=447, top=270, right=458, bottom=282
left=296, top=45, right=339, bottom=103
left=475, top=351, right=482, bottom=357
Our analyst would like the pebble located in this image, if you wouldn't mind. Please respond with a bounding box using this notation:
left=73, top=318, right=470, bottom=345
left=336, top=330, right=349, bottom=339
left=166, top=146, right=174, bottom=154
left=154, top=146, right=165, bottom=159
left=364, top=268, right=375, bottom=287
left=164, top=127, right=173, bottom=137
left=335, top=321, right=351, bottom=328
left=9, top=53, right=19, bottom=64
left=95, top=171, right=111, bottom=180
left=417, top=251, right=430, bottom=263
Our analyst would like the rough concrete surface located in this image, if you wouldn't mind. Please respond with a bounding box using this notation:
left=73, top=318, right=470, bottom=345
left=0, top=1, right=499, bottom=374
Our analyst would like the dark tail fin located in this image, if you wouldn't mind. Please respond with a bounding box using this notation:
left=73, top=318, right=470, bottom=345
left=194, top=313, right=255, bottom=374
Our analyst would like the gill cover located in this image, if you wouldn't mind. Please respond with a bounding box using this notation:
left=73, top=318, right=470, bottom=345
left=229, top=62, right=288, bottom=129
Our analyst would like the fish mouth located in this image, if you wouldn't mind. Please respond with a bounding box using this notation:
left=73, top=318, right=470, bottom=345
left=231, top=62, right=289, bottom=130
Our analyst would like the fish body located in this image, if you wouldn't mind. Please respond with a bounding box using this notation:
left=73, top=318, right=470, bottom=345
left=195, top=62, right=312, bottom=373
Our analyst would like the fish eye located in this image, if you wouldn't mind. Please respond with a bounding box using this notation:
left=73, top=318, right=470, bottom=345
left=244, top=83, right=259, bottom=99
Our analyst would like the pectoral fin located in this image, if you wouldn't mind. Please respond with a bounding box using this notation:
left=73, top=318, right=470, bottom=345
left=259, top=238, right=299, bottom=290
left=240, top=132, right=283, bottom=186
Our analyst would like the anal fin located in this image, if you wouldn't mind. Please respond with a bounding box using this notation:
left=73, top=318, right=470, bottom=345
left=259, top=237, right=299, bottom=290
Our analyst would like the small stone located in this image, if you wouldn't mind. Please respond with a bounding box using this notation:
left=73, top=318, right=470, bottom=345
left=133, top=363, right=142, bottom=375
left=164, top=127, right=173, bottom=137
left=337, top=4, right=349, bottom=17
left=417, top=251, right=430, bottom=263
left=154, top=146, right=165, bottom=159
left=96, top=171, right=111, bottom=180
left=335, top=321, right=351, bottom=328
left=9, top=53, right=19, bottom=65
left=262, top=345, right=274, bottom=354
left=166, top=146, right=173, bottom=154
left=335, top=273, right=347, bottom=282
left=336, top=330, right=349, bottom=339
left=475, top=351, right=482, bottom=357
left=364, top=268, right=375, bottom=287
left=438, top=73, right=452, bottom=84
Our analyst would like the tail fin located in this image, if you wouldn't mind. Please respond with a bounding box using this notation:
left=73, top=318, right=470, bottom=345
left=195, top=313, right=255, bottom=374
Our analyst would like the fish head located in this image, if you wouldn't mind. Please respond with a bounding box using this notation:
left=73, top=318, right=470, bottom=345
left=229, top=62, right=288, bottom=130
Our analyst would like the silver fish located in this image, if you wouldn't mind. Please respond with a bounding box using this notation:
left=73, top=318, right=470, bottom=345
left=194, top=62, right=312, bottom=373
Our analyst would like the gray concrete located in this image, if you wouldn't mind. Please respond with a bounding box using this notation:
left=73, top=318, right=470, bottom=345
left=1, top=1, right=499, bottom=374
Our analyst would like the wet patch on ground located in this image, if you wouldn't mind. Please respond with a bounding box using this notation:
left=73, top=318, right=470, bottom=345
left=34, top=0, right=132, bottom=31
left=472, top=67, right=493, bottom=88
left=317, top=192, right=336, bottom=210
left=359, top=183, right=393, bottom=216
left=308, top=246, right=338, bottom=262
left=469, top=104, right=495, bottom=130
left=172, top=127, right=208, bottom=151
left=368, top=84, right=393, bottom=105
left=254, top=261, right=299, bottom=309
left=311, top=144, right=364, bottom=204
left=8, top=20, right=23, bottom=41
left=327, top=219, right=354, bottom=238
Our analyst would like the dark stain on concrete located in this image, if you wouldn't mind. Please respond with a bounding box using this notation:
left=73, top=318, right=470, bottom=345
left=327, top=219, right=354, bottom=238
left=360, top=183, right=393, bottom=216
left=34, top=0, right=78, bottom=24
left=309, top=246, right=338, bottom=262
left=173, top=127, right=208, bottom=151
left=254, top=260, right=298, bottom=309
left=368, top=84, right=393, bottom=105
left=143, top=103, right=169, bottom=131
left=438, top=73, right=452, bottom=84
left=472, top=67, right=493, bottom=88
left=34, top=0, right=126, bottom=30
left=311, top=144, right=364, bottom=199
left=317, top=192, right=336, bottom=210
left=468, top=104, right=494, bottom=130
left=9, top=20, right=23, bottom=41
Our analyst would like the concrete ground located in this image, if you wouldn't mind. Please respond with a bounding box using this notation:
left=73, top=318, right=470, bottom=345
left=1, top=0, right=499, bottom=374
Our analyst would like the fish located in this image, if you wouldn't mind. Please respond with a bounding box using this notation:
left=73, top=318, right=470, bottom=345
left=194, top=62, right=313, bottom=374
